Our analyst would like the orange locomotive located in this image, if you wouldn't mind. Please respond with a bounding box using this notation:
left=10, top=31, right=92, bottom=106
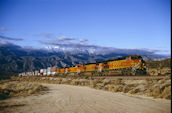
left=105, top=55, right=146, bottom=75
left=107, top=55, right=144, bottom=70
left=57, top=55, right=146, bottom=76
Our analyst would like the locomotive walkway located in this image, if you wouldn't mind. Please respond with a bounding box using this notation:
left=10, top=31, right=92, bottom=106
left=2, top=84, right=170, bottom=113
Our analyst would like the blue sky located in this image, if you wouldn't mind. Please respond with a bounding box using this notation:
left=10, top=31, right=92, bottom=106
left=0, top=0, right=171, bottom=55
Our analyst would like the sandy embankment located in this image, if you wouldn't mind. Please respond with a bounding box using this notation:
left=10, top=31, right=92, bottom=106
left=1, top=84, right=170, bottom=113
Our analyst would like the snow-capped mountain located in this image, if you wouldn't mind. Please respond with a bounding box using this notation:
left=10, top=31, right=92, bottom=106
left=43, top=46, right=170, bottom=61
left=0, top=43, right=170, bottom=73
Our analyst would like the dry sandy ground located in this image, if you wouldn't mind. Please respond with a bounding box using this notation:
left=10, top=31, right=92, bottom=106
left=1, top=84, right=171, bottom=113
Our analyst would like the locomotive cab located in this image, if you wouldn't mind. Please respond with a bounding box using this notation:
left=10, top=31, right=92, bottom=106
left=130, top=55, right=147, bottom=75
left=130, top=55, right=141, bottom=60
left=126, top=56, right=131, bottom=60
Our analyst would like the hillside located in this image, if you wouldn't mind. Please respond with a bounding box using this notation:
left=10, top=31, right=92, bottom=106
left=145, top=58, right=171, bottom=76
left=145, top=58, right=171, bottom=68
left=0, top=44, right=170, bottom=75
left=0, top=45, right=127, bottom=73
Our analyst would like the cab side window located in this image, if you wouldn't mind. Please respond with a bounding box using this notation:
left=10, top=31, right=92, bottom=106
left=138, top=56, right=142, bottom=59
left=131, top=57, right=137, bottom=60
left=126, top=57, right=130, bottom=60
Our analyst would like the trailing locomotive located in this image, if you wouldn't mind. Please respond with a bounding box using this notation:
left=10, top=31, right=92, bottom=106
left=19, top=55, right=147, bottom=77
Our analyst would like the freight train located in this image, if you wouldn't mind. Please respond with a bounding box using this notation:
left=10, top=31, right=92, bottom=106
left=19, top=55, right=147, bottom=77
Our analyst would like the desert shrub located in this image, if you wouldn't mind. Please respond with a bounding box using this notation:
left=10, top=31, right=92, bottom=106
left=89, top=79, right=98, bottom=88
left=11, top=76, right=171, bottom=100
left=123, top=86, right=131, bottom=93
left=95, top=83, right=104, bottom=90
left=0, top=81, right=48, bottom=99
left=113, top=78, right=122, bottom=85
left=71, top=79, right=81, bottom=85
left=164, top=76, right=171, bottom=80
left=51, top=80, right=57, bottom=84
left=61, top=78, right=69, bottom=84
left=78, top=79, right=88, bottom=86
left=127, top=83, right=138, bottom=88
left=107, top=85, right=115, bottom=92
left=145, top=78, right=154, bottom=85
left=148, top=86, right=161, bottom=98
left=159, top=81, right=171, bottom=91
left=158, top=79, right=166, bottom=84
left=112, top=85, right=123, bottom=92
left=55, top=78, right=62, bottom=84
left=89, top=79, right=101, bottom=88
left=80, top=74, right=92, bottom=79
left=128, top=88, right=140, bottom=94
left=103, top=85, right=110, bottom=91
left=83, top=80, right=90, bottom=86
left=44, top=79, right=52, bottom=84
left=159, top=86, right=171, bottom=99
left=66, top=75, right=78, bottom=79
left=102, top=79, right=111, bottom=86
left=89, top=83, right=96, bottom=88
left=145, top=78, right=171, bottom=99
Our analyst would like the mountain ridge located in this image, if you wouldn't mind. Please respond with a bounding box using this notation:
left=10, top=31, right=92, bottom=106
left=0, top=43, right=170, bottom=73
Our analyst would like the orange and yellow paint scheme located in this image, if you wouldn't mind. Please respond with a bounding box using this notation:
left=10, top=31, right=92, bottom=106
left=55, top=55, right=146, bottom=75
left=84, top=64, right=97, bottom=72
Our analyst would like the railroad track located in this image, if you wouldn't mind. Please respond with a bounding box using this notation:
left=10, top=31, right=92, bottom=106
left=92, top=75, right=169, bottom=80
left=22, top=75, right=170, bottom=80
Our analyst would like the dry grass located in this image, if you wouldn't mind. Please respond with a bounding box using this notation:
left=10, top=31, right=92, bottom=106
left=13, top=76, right=171, bottom=100
left=145, top=77, right=171, bottom=99
left=112, top=85, right=123, bottom=92
left=113, top=78, right=123, bottom=85
left=122, top=86, right=131, bottom=93
left=102, top=79, right=111, bottom=86
left=148, top=86, right=161, bottom=98
left=159, top=86, right=171, bottom=99
left=0, top=80, right=48, bottom=100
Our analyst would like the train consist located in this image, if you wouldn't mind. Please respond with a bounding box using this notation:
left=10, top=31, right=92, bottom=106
left=19, top=55, right=147, bottom=77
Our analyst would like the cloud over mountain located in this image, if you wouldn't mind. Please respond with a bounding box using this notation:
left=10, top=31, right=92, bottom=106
left=34, top=33, right=54, bottom=38
left=0, top=35, right=170, bottom=58
left=39, top=36, right=169, bottom=56
left=55, top=36, right=76, bottom=41
left=0, top=27, right=8, bottom=31
left=0, top=40, right=9, bottom=45
left=0, top=35, right=23, bottom=41
left=79, top=38, right=88, bottom=42
left=39, top=36, right=95, bottom=48
left=0, top=40, right=22, bottom=50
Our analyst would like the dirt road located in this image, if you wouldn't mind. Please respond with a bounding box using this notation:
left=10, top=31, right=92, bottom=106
left=1, top=84, right=170, bottom=113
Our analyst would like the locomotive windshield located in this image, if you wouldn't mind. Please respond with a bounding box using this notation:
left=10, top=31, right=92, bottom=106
left=131, top=56, right=142, bottom=60
left=131, top=57, right=138, bottom=60
left=138, top=56, right=142, bottom=59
